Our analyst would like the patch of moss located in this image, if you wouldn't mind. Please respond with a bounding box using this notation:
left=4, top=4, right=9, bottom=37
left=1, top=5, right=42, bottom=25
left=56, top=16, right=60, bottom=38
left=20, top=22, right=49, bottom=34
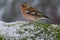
left=0, top=34, right=3, bottom=40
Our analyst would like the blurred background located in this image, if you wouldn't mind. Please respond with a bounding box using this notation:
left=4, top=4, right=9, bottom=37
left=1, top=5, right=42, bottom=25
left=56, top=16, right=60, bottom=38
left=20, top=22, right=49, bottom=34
left=0, top=0, right=60, bottom=24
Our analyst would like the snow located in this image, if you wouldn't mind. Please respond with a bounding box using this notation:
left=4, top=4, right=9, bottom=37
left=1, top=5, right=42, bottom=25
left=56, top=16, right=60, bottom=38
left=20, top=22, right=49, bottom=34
left=0, top=21, right=35, bottom=40
left=0, top=21, right=58, bottom=40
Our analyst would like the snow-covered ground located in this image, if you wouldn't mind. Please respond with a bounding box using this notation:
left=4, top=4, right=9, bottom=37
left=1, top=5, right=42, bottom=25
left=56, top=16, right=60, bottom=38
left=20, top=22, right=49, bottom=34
left=0, top=21, right=58, bottom=40
left=0, top=21, right=36, bottom=40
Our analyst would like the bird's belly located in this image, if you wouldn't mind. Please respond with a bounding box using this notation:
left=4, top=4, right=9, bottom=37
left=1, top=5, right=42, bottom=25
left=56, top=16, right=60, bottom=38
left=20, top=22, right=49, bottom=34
left=22, top=14, right=37, bottom=21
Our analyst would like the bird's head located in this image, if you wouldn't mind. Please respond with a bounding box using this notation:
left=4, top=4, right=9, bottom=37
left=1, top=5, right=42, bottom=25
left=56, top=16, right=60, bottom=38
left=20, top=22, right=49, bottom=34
left=20, top=3, right=30, bottom=10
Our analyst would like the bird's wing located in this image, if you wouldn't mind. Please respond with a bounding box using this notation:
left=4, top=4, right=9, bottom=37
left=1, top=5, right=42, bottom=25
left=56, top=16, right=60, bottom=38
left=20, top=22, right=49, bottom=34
left=23, top=5, right=50, bottom=19
left=25, top=9, right=46, bottom=18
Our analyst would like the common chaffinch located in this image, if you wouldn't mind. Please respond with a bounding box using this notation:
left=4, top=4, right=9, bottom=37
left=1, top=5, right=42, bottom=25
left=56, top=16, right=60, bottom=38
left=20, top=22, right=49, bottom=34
left=20, top=3, right=50, bottom=22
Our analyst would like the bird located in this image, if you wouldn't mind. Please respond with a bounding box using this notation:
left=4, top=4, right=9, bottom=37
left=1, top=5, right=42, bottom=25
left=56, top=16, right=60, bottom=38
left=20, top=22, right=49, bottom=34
left=20, top=3, right=51, bottom=22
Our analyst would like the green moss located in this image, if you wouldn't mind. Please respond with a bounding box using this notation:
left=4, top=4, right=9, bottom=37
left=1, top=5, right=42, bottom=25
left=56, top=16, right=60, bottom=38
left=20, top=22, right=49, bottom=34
left=33, top=22, right=60, bottom=40
left=0, top=34, right=3, bottom=40
left=33, top=22, right=51, bottom=27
